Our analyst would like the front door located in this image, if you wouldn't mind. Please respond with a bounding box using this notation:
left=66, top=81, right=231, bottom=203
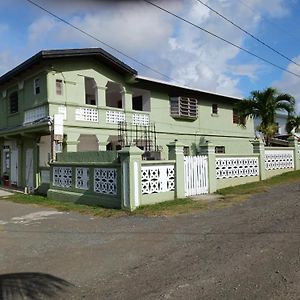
left=10, top=149, right=18, bottom=186
left=25, top=148, right=34, bottom=191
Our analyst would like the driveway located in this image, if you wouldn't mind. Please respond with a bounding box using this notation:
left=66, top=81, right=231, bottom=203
left=1, top=181, right=300, bottom=299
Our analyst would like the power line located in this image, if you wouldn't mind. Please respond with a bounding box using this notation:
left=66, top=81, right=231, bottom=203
left=195, top=0, right=300, bottom=69
left=25, top=0, right=176, bottom=82
left=236, top=0, right=300, bottom=42
left=143, top=0, right=300, bottom=79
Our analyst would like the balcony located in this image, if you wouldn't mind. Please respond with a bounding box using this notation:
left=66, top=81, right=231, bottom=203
left=75, top=107, right=98, bottom=123
left=24, top=105, right=47, bottom=125
left=106, top=110, right=125, bottom=124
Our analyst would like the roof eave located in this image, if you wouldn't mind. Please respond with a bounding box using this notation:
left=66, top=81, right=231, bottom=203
left=135, top=75, right=243, bottom=102
left=0, top=48, right=137, bottom=86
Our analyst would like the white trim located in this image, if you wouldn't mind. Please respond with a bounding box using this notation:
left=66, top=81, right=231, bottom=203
left=33, top=77, right=40, bottom=95
left=122, top=162, right=129, bottom=208
left=134, top=161, right=139, bottom=207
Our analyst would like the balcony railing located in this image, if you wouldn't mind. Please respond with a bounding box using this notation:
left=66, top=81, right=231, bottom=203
left=106, top=110, right=125, bottom=124
left=24, top=105, right=47, bottom=124
left=132, top=113, right=150, bottom=126
left=75, top=107, right=98, bottom=122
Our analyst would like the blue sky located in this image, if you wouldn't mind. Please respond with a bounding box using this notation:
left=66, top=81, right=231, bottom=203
left=1, top=0, right=300, bottom=111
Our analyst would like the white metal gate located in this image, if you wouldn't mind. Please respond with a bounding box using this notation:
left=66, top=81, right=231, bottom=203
left=184, top=155, right=208, bottom=196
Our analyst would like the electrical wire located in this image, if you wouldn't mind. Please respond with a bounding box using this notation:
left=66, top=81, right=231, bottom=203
left=143, top=0, right=300, bottom=78
left=195, top=0, right=300, bottom=69
left=236, top=0, right=300, bottom=42
left=25, top=0, right=176, bottom=82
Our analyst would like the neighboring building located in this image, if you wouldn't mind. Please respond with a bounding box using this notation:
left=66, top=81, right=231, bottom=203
left=0, top=48, right=255, bottom=192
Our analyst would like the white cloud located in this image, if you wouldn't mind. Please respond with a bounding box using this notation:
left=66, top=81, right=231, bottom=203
left=28, top=16, right=56, bottom=44
left=0, top=51, right=16, bottom=75
left=24, top=0, right=291, bottom=97
left=27, top=1, right=181, bottom=53
left=273, top=55, right=300, bottom=113
left=227, top=64, right=262, bottom=81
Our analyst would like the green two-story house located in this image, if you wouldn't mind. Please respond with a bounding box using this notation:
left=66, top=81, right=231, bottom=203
left=0, top=48, right=255, bottom=192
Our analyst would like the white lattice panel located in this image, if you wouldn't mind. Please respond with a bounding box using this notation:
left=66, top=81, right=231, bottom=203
left=132, top=114, right=150, bottom=126
left=75, top=107, right=98, bottom=122
left=265, top=150, right=294, bottom=170
left=216, top=157, right=259, bottom=179
left=24, top=105, right=47, bottom=124
left=94, top=168, right=117, bottom=195
left=58, top=105, right=67, bottom=120
left=141, top=165, right=175, bottom=195
left=184, top=156, right=208, bottom=196
left=76, top=167, right=89, bottom=190
left=53, top=167, right=72, bottom=188
left=106, top=110, right=125, bottom=124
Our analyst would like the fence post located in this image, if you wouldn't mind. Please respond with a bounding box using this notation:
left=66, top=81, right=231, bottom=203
left=251, top=138, right=266, bottom=180
left=167, top=140, right=185, bottom=199
left=118, top=145, right=143, bottom=211
left=288, top=136, right=300, bottom=170
left=198, top=141, right=216, bottom=193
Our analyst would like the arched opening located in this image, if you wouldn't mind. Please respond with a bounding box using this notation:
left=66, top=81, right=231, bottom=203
left=77, top=134, right=98, bottom=152
left=105, top=81, right=123, bottom=108
left=84, top=77, right=97, bottom=105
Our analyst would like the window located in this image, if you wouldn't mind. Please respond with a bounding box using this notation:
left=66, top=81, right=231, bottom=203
left=85, top=77, right=97, bottom=105
left=56, top=80, right=63, bottom=96
left=183, top=146, right=190, bottom=156
left=132, top=88, right=151, bottom=112
left=232, top=109, right=245, bottom=125
left=212, top=104, right=218, bottom=115
left=233, top=109, right=239, bottom=124
left=9, top=91, right=18, bottom=114
left=170, top=97, right=198, bottom=119
left=34, top=78, right=40, bottom=95
left=215, top=146, right=225, bottom=154
left=132, top=96, right=143, bottom=111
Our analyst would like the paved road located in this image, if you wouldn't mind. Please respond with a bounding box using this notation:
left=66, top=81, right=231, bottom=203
left=0, top=181, right=300, bottom=299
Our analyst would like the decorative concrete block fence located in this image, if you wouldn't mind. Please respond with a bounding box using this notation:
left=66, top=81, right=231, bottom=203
left=47, top=137, right=300, bottom=211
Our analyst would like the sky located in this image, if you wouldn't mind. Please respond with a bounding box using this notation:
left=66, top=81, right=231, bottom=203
left=1, top=0, right=300, bottom=111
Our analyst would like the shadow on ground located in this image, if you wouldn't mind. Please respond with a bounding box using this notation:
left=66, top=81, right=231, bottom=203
left=0, top=272, right=74, bottom=299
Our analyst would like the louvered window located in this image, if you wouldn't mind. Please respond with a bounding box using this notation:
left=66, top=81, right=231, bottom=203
left=170, top=97, right=198, bottom=119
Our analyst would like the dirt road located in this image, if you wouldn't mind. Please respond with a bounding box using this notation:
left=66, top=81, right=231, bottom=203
left=1, top=181, right=300, bottom=299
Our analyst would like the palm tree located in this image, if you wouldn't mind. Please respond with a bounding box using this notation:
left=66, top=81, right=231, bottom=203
left=235, top=87, right=295, bottom=145
left=286, top=115, right=300, bottom=134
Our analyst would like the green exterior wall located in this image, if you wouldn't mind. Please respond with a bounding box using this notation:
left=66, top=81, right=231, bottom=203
left=0, top=54, right=255, bottom=193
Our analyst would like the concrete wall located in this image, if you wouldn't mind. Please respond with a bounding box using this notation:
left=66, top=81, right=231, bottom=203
left=0, top=55, right=255, bottom=193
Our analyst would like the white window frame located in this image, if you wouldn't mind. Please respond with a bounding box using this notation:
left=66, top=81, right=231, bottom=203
left=56, top=79, right=63, bottom=96
left=34, top=78, right=40, bottom=95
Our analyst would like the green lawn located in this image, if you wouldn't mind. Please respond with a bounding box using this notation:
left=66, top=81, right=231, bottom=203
left=1, top=169, right=300, bottom=217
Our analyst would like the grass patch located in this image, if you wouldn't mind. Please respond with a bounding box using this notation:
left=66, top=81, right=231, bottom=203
left=218, top=169, right=300, bottom=199
left=1, top=169, right=300, bottom=217
left=0, top=193, right=127, bottom=218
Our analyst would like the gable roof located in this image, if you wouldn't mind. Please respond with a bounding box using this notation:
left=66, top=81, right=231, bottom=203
left=0, top=47, right=241, bottom=102
left=0, top=48, right=137, bottom=86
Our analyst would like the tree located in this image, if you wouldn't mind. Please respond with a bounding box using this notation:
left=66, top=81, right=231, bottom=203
left=286, top=115, right=300, bottom=134
left=235, top=87, right=295, bottom=145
